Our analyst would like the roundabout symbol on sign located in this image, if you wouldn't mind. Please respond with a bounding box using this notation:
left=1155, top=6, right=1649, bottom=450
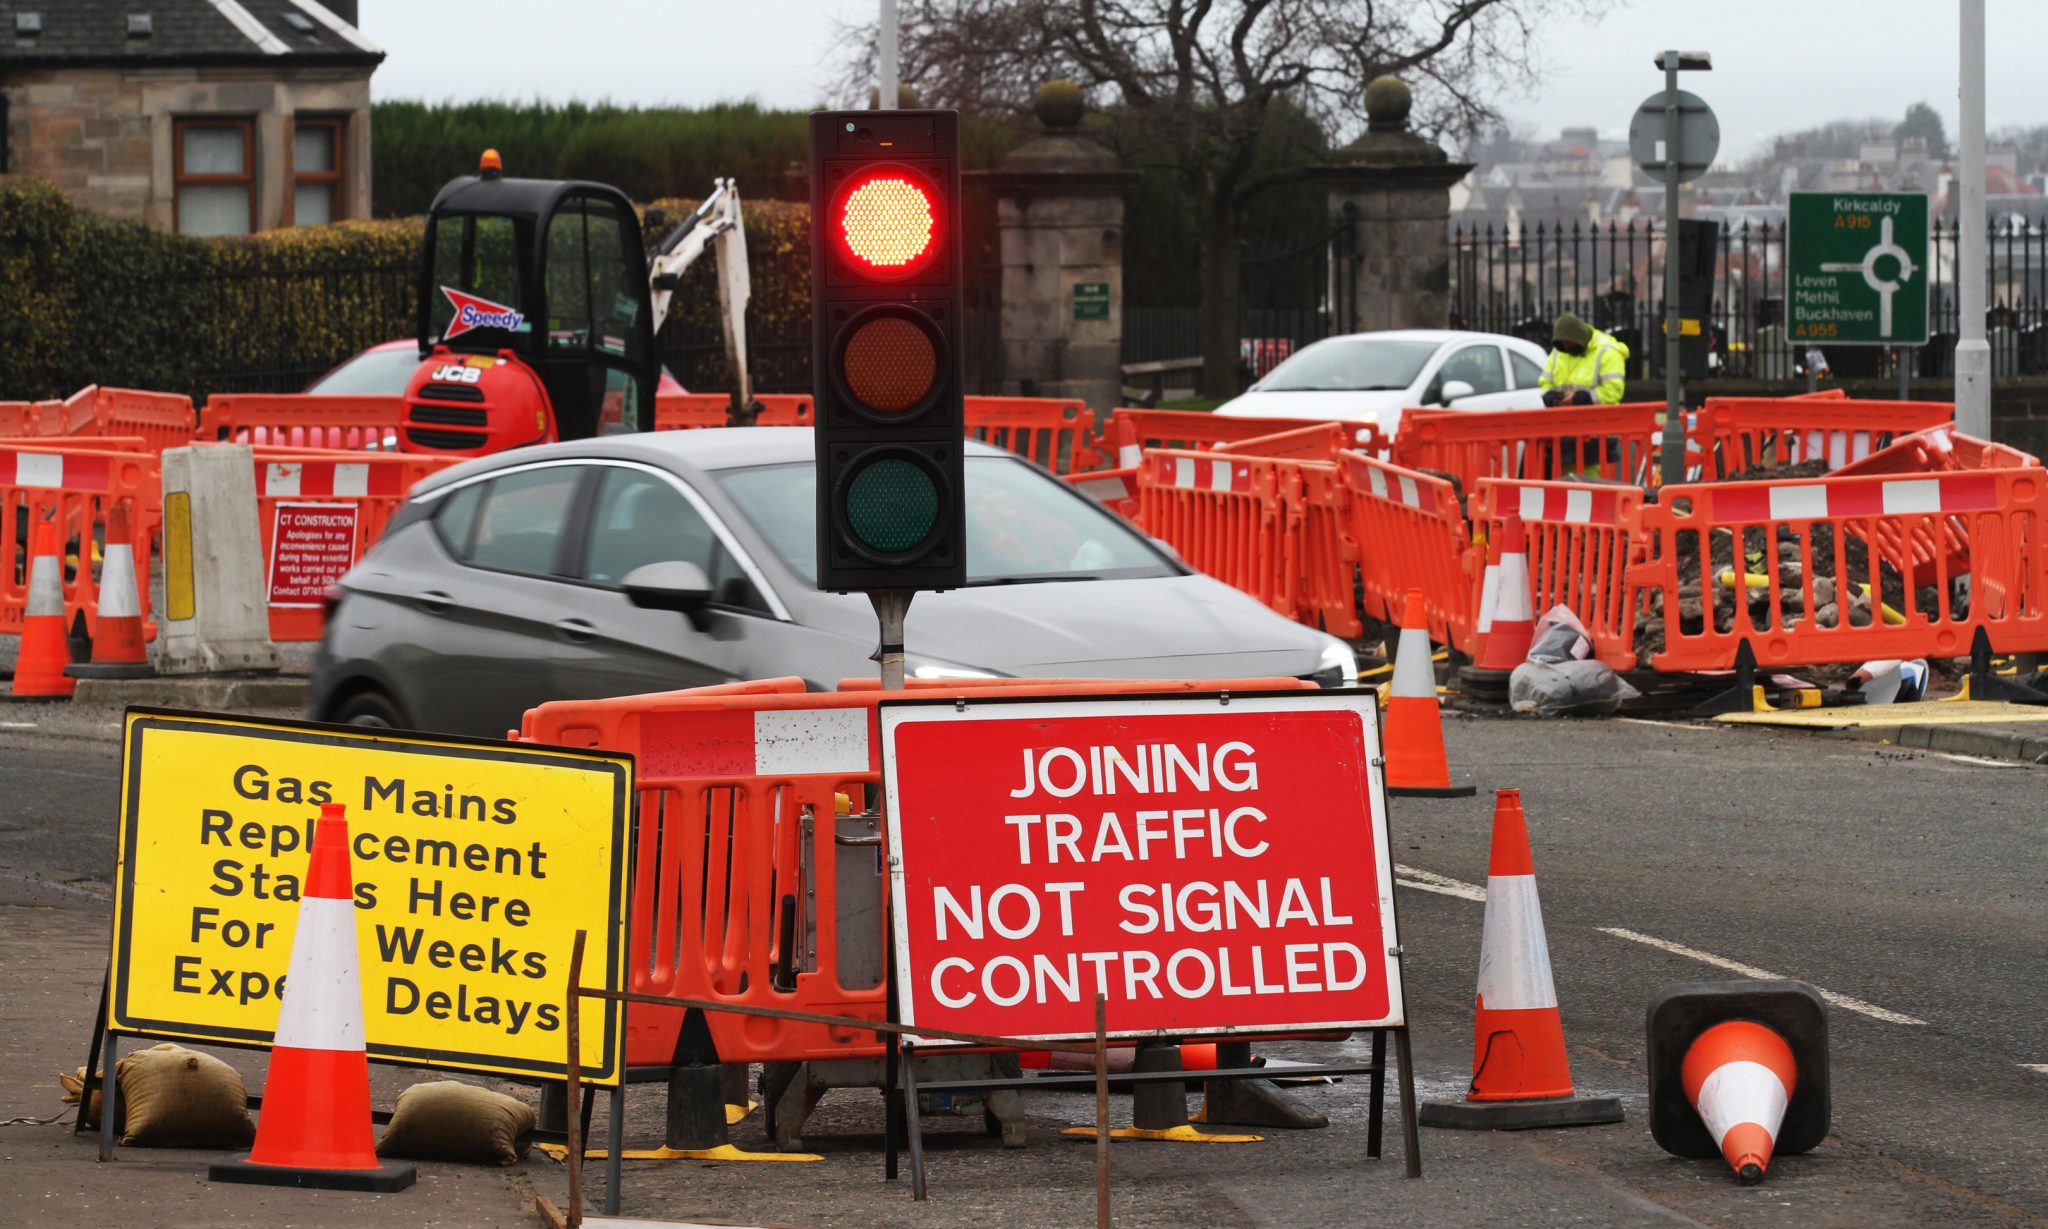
left=1820, top=216, right=1919, bottom=337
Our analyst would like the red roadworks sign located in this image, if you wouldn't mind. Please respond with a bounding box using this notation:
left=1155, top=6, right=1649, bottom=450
left=266, top=501, right=359, bottom=606
left=880, top=692, right=1403, bottom=1043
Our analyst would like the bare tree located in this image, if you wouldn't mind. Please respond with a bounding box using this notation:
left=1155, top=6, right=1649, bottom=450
left=834, top=0, right=1585, bottom=397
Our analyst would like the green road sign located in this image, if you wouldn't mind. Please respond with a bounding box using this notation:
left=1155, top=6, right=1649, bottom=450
left=1788, top=191, right=1929, bottom=345
left=1073, top=281, right=1110, bottom=322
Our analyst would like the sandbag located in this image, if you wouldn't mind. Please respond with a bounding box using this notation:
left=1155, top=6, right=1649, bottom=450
left=1510, top=659, right=1640, bottom=717
left=116, top=1044, right=255, bottom=1148
left=377, top=1080, right=536, bottom=1166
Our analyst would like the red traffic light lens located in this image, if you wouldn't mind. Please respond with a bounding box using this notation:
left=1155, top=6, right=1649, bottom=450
left=842, top=313, right=938, bottom=414
left=835, top=170, right=937, bottom=277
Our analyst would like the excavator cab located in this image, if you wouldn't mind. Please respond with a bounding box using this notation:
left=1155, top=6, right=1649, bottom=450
left=402, top=152, right=658, bottom=455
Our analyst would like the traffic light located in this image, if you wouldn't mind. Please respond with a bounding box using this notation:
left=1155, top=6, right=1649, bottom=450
left=810, top=109, right=966, bottom=593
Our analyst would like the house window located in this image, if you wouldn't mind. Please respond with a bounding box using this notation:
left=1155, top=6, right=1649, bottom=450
left=175, top=119, right=255, bottom=236
left=292, top=118, right=344, bottom=226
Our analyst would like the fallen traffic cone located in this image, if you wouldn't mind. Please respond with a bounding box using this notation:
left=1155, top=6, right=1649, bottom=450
left=67, top=504, right=154, bottom=680
left=1383, top=588, right=1474, bottom=798
left=1473, top=515, right=1535, bottom=671
left=1420, top=789, right=1622, bottom=1129
left=5, top=521, right=76, bottom=701
left=210, top=804, right=416, bottom=1192
left=1649, top=980, right=1829, bottom=1185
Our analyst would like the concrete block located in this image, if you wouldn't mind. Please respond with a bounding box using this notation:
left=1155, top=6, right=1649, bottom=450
left=155, top=445, right=281, bottom=675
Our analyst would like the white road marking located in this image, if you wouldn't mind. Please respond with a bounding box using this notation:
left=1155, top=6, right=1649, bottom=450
left=0, top=722, right=37, bottom=729
left=2022, top=1064, right=2048, bottom=1076
left=1614, top=717, right=1712, bottom=732
left=1598, top=927, right=1928, bottom=1026
left=1393, top=864, right=1487, bottom=901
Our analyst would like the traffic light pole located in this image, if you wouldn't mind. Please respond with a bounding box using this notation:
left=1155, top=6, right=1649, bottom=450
left=870, top=590, right=913, bottom=690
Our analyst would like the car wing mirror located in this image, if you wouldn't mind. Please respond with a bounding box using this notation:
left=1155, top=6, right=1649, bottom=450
left=1439, top=379, right=1475, bottom=404
left=622, top=561, right=713, bottom=614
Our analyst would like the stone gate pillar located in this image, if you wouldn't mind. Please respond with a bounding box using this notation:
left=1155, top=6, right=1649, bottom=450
left=1319, top=77, right=1474, bottom=334
left=968, top=82, right=1139, bottom=411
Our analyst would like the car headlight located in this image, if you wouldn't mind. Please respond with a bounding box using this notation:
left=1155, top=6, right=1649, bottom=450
left=910, top=661, right=1004, bottom=681
left=1309, top=640, right=1360, bottom=689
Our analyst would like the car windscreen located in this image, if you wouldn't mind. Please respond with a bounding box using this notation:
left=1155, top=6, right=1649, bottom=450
left=1255, top=338, right=1439, bottom=392
left=306, top=346, right=421, bottom=396
left=718, top=456, right=1179, bottom=587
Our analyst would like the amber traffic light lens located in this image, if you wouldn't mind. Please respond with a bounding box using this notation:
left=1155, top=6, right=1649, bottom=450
left=841, top=313, right=938, bottom=414
left=836, top=171, right=937, bottom=275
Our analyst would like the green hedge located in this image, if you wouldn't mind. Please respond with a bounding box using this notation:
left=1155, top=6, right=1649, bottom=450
left=0, top=178, right=813, bottom=401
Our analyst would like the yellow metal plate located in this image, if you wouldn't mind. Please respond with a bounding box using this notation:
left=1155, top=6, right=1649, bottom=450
left=1714, top=700, right=2048, bottom=728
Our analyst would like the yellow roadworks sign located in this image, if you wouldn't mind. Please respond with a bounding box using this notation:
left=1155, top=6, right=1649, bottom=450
left=111, top=709, right=633, bottom=1084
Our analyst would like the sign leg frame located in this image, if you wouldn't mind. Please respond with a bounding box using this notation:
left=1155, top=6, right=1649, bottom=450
left=901, top=1041, right=928, bottom=1200
left=77, top=971, right=109, bottom=1143
left=1366, top=1028, right=1386, bottom=1159
left=1394, top=1026, right=1422, bottom=1178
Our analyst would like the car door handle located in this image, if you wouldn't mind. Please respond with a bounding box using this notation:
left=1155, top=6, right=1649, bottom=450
left=416, top=589, right=452, bottom=613
left=553, top=617, right=598, bottom=643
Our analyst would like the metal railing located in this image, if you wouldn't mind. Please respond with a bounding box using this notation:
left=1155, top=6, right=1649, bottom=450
left=1449, top=217, right=2048, bottom=380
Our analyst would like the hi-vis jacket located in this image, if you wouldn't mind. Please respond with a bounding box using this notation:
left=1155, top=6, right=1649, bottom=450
left=1540, top=328, right=1629, bottom=405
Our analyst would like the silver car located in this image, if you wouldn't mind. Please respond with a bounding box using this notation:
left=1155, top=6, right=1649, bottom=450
left=311, top=429, right=1358, bottom=736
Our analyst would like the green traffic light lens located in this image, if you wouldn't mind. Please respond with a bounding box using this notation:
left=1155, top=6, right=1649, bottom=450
left=845, top=456, right=939, bottom=555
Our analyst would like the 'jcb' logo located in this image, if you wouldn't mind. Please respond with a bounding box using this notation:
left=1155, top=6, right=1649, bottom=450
left=429, top=364, right=483, bottom=385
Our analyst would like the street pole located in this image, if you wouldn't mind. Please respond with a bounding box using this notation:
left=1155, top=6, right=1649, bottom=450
left=1955, top=0, right=1990, bottom=437
left=1659, top=51, right=1685, bottom=488
left=878, top=0, right=899, bottom=110
left=870, top=591, right=911, bottom=691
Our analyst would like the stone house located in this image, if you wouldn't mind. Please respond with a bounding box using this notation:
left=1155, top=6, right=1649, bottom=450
left=1, top=0, right=381, bottom=234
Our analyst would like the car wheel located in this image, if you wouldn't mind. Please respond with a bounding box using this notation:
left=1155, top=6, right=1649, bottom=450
left=330, top=689, right=408, bottom=730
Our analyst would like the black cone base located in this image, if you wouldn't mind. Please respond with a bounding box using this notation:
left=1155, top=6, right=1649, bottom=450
left=1419, top=1095, right=1624, bottom=1131
left=209, top=1156, right=417, bottom=1192
left=1386, top=784, right=1478, bottom=798
left=66, top=662, right=157, bottom=679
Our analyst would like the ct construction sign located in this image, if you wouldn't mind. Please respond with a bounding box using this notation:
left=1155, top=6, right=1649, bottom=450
left=880, top=691, right=1403, bottom=1043
left=109, top=709, right=633, bottom=1084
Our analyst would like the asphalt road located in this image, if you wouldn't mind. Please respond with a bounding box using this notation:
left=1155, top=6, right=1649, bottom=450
left=1, top=707, right=2042, bottom=1228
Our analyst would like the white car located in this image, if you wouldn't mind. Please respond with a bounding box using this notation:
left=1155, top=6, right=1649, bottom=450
left=1214, top=329, right=1550, bottom=440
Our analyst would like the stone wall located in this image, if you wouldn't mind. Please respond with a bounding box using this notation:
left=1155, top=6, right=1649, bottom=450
left=3, top=66, right=373, bottom=232
left=995, top=190, right=1125, bottom=409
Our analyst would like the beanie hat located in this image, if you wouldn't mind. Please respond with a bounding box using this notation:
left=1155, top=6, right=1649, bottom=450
left=1553, top=313, right=1593, bottom=346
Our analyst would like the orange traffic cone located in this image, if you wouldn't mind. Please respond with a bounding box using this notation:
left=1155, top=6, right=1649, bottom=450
left=1473, top=515, right=1535, bottom=671
left=1649, top=980, right=1829, bottom=1185
left=1420, top=789, right=1622, bottom=1129
left=1473, top=528, right=1502, bottom=645
left=67, top=504, right=153, bottom=680
left=6, top=520, right=75, bottom=701
left=1383, top=589, right=1474, bottom=798
left=210, top=804, right=415, bottom=1192
left=1683, top=1021, right=1794, bottom=1184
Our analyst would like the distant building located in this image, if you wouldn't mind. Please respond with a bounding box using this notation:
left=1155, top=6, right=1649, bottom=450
left=0, top=0, right=382, bottom=235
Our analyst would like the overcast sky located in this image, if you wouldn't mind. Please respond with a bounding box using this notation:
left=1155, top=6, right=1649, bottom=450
left=363, top=0, right=2043, bottom=165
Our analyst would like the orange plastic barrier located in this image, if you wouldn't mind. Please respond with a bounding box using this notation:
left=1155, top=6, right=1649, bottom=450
left=1827, top=424, right=2040, bottom=479
left=200, top=394, right=405, bottom=451
left=89, top=387, right=199, bottom=453
left=1288, top=461, right=1363, bottom=637
left=653, top=392, right=815, bottom=430
left=963, top=396, right=1100, bottom=474
left=250, top=449, right=458, bottom=641
left=516, top=675, right=1313, bottom=1071
left=1077, top=409, right=1379, bottom=522
left=1217, top=421, right=1354, bottom=462
left=1691, top=397, right=1953, bottom=478
left=1624, top=467, right=2048, bottom=672
left=0, top=442, right=161, bottom=643
left=1137, top=448, right=1291, bottom=617
left=1340, top=450, right=1480, bottom=653
left=1470, top=479, right=1645, bottom=669
left=1392, top=404, right=1667, bottom=492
